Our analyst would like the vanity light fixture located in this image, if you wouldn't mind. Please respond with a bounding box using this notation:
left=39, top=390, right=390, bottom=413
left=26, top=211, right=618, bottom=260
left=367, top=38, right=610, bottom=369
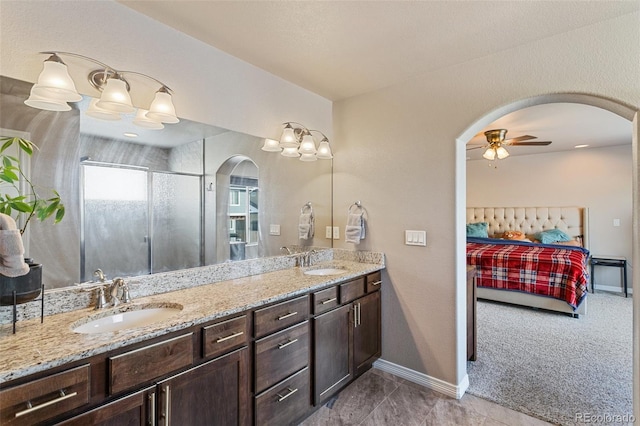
left=24, top=51, right=179, bottom=128
left=262, top=122, right=333, bottom=161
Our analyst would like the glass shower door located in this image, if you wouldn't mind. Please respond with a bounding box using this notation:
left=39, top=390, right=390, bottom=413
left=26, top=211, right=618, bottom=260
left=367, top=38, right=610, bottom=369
left=81, top=164, right=150, bottom=282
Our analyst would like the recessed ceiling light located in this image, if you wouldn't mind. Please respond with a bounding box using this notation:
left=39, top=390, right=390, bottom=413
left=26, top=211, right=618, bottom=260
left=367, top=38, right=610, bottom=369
left=123, top=132, right=138, bottom=138
left=574, top=144, right=589, bottom=148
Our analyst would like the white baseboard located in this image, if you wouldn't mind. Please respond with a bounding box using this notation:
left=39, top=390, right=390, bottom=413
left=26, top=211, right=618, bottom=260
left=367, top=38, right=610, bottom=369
left=594, top=285, right=633, bottom=295
left=373, top=358, right=468, bottom=399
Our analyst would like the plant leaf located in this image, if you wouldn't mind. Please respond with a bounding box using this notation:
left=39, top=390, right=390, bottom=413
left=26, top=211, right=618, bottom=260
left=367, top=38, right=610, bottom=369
left=0, top=138, right=14, bottom=153
left=9, top=201, right=32, bottom=213
left=55, top=205, right=65, bottom=223
left=17, top=138, right=34, bottom=156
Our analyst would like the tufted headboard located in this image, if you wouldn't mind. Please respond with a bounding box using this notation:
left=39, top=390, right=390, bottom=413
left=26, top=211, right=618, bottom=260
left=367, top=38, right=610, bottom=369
left=466, top=206, right=589, bottom=249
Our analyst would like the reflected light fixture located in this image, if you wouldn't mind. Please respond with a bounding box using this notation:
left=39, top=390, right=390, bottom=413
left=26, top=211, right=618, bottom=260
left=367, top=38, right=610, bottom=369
left=262, top=122, right=333, bottom=161
left=25, top=51, right=179, bottom=128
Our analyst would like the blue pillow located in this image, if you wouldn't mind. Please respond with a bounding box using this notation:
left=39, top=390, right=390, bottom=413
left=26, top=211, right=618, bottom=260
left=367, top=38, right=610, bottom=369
left=466, top=222, right=488, bottom=238
left=535, top=229, right=571, bottom=244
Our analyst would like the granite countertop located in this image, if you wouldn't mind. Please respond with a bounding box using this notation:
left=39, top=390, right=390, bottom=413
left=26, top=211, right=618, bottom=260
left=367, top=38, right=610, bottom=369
left=0, top=260, right=383, bottom=384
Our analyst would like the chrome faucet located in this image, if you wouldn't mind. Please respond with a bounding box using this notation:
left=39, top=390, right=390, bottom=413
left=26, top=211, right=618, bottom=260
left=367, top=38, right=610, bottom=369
left=299, top=249, right=317, bottom=267
left=280, top=246, right=292, bottom=255
left=94, top=269, right=106, bottom=283
left=109, top=277, right=131, bottom=307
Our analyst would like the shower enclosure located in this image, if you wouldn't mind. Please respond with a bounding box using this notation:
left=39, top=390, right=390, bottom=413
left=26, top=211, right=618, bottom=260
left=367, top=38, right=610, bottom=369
left=80, top=162, right=202, bottom=282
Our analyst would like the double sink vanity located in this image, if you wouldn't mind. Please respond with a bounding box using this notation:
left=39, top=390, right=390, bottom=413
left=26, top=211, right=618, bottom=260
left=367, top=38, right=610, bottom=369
left=0, top=253, right=384, bottom=425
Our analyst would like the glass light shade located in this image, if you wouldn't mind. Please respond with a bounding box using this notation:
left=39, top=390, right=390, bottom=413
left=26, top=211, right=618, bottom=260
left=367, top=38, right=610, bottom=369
left=133, top=108, right=164, bottom=129
left=261, top=138, right=281, bottom=152
left=281, top=146, right=300, bottom=158
left=24, top=87, right=71, bottom=111
left=299, top=153, right=318, bottom=162
left=482, top=147, right=496, bottom=160
left=96, top=78, right=135, bottom=113
left=146, top=91, right=179, bottom=123
left=86, top=98, right=121, bottom=121
left=298, top=134, right=317, bottom=155
left=31, top=60, right=82, bottom=102
left=316, top=140, right=333, bottom=159
left=496, top=146, right=510, bottom=159
left=279, top=126, right=298, bottom=148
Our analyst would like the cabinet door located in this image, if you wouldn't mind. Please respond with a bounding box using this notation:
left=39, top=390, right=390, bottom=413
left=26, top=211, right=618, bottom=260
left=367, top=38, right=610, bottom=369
left=157, top=347, right=249, bottom=426
left=313, top=304, right=352, bottom=404
left=353, top=291, right=381, bottom=376
left=56, top=386, right=153, bottom=426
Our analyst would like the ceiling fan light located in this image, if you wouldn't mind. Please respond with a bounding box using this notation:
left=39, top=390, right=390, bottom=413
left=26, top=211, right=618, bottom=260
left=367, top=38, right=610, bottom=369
left=146, top=89, right=179, bottom=123
left=279, top=124, right=298, bottom=148
left=96, top=78, right=135, bottom=113
left=496, top=146, right=510, bottom=159
left=482, top=147, right=496, bottom=160
left=31, top=56, right=82, bottom=102
left=261, top=138, right=282, bottom=152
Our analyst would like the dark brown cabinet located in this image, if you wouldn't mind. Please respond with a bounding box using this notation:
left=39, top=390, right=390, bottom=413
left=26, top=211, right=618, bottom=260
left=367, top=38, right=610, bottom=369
left=157, top=347, right=249, bottom=426
left=353, top=291, right=381, bottom=376
left=313, top=304, right=352, bottom=404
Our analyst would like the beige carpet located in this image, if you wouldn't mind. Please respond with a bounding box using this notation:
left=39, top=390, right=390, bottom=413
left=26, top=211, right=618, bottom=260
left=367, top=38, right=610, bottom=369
left=466, top=292, right=633, bottom=426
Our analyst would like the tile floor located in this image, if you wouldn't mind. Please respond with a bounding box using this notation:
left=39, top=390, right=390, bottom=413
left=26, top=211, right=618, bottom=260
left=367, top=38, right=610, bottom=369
left=300, top=368, right=552, bottom=426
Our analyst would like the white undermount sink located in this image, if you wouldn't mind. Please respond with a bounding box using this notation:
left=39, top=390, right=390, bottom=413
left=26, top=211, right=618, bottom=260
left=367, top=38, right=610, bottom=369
left=72, top=304, right=183, bottom=334
left=304, top=268, right=347, bottom=276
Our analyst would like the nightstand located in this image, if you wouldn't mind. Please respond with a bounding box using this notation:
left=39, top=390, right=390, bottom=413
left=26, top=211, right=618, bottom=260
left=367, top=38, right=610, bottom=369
left=590, top=255, right=627, bottom=298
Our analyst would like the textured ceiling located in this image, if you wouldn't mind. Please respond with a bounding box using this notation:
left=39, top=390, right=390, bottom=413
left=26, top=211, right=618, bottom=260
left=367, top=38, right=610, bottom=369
left=118, top=1, right=638, bottom=101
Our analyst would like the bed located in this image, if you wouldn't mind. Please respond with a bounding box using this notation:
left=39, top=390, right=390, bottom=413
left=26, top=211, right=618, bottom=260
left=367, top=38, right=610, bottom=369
left=466, top=207, right=590, bottom=317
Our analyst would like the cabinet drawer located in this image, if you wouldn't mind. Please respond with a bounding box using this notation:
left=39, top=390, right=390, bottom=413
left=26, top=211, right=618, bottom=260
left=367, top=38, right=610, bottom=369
left=109, top=333, right=193, bottom=395
left=0, top=364, right=90, bottom=426
left=312, top=286, right=339, bottom=315
left=255, top=321, right=309, bottom=394
left=203, top=315, right=248, bottom=359
left=255, top=367, right=310, bottom=426
left=339, top=277, right=365, bottom=304
left=366, top=271, right=382, bottom=293
left=254, top=296, right=309, bottom=338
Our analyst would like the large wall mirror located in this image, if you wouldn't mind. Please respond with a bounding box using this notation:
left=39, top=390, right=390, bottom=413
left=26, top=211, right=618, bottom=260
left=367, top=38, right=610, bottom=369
left=0, top=76, right=333, bottom=289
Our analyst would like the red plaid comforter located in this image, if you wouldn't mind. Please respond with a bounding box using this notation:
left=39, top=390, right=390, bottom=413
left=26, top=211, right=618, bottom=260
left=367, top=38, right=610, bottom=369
left=466, top=237, right=589, bottom=309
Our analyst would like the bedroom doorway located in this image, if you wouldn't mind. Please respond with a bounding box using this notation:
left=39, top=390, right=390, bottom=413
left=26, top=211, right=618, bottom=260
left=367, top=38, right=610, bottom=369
left=455, top=93, right=639, bottom=420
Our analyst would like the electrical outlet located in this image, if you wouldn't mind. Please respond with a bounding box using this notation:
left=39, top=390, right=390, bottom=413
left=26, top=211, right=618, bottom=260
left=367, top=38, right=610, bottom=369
left=325, top=226, right=333, bottom=239
left=613, top=219, right=621, bottom=227
left=333, top=226, right=340, bottom=240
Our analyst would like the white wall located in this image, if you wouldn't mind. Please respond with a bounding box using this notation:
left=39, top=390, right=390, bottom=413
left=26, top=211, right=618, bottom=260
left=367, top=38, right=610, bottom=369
left=0, top=1, right=332, bottom=140
left=333, top=12, right=639, bottom=388
left=468, top=145, right=634, bottom=290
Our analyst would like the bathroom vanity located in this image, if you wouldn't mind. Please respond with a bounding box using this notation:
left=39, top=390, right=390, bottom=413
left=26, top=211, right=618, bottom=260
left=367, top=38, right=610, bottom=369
left=0, top=261, right=383, bottom=425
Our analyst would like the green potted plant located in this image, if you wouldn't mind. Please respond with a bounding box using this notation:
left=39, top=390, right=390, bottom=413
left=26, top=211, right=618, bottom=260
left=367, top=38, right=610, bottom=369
left=0, top=136, right=64, bottom=305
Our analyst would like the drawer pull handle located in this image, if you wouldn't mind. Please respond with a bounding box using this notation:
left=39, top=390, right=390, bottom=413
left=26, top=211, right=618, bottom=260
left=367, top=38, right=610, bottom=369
left=216, top=331, right=244, bottom=343
left=149, top=392, right=156, bottom=426
left=278, top=338, right=299, bottom=349
left=15, top=389, right=78, bottom=418
left=321, top=297, right=337, bottom=305
left=276, top=387, right=298, bottom=402
left=370, top=280, right=382, bottom=286
left=277, top=311, right=298, bottom=321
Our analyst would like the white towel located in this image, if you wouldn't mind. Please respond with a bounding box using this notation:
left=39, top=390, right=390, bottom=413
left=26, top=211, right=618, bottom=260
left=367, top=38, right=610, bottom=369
left=0, top=213, right=29, bottom=277
left=299, top=212, right=314, bottom=240
left=345, top=212, right=365, bottom=244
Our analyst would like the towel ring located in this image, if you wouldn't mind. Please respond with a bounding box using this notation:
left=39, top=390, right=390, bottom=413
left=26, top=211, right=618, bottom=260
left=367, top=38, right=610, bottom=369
left=301, top=202, right=313, bottom=215
left=348, top=201, right=363, bottom=214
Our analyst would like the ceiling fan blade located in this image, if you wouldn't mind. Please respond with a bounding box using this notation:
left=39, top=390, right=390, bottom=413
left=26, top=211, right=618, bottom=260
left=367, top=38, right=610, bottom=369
left=466, top=145, right=486, bottom=151
left=510, top=141, right=552, bottom=146
left=503, top=135, right=537, bottom=144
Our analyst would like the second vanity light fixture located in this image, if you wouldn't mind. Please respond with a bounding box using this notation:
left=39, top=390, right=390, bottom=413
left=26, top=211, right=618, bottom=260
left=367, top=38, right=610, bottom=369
left=262, top=122, right=333, bottom=161
left=24, top=52, right=179, bottom=129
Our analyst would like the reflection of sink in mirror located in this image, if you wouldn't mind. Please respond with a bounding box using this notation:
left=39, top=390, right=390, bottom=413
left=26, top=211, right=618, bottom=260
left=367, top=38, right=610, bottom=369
left=304, top=268, right=347, bottom=276
left=72, top=303, right=183, bottom=334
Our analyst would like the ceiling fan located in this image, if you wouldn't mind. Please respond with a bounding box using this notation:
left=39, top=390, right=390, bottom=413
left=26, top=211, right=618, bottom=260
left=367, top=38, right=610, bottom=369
left=468, top=129, right=552, bottom=160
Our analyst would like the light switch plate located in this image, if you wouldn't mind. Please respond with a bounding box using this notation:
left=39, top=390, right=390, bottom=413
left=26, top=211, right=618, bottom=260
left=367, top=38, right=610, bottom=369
left=613, top=218, right=621, bottom=227
left=405, top=230, right=426, bottom=246
left=269, top=224, right=281, bottom=236
left=326, top=226, right=333, bottom=239
left=333, top=226, right=340, bottom=240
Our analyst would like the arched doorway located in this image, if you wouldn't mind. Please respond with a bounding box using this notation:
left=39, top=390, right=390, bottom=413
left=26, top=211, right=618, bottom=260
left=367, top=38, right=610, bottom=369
left=455, top=93, right=639, bottom=416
